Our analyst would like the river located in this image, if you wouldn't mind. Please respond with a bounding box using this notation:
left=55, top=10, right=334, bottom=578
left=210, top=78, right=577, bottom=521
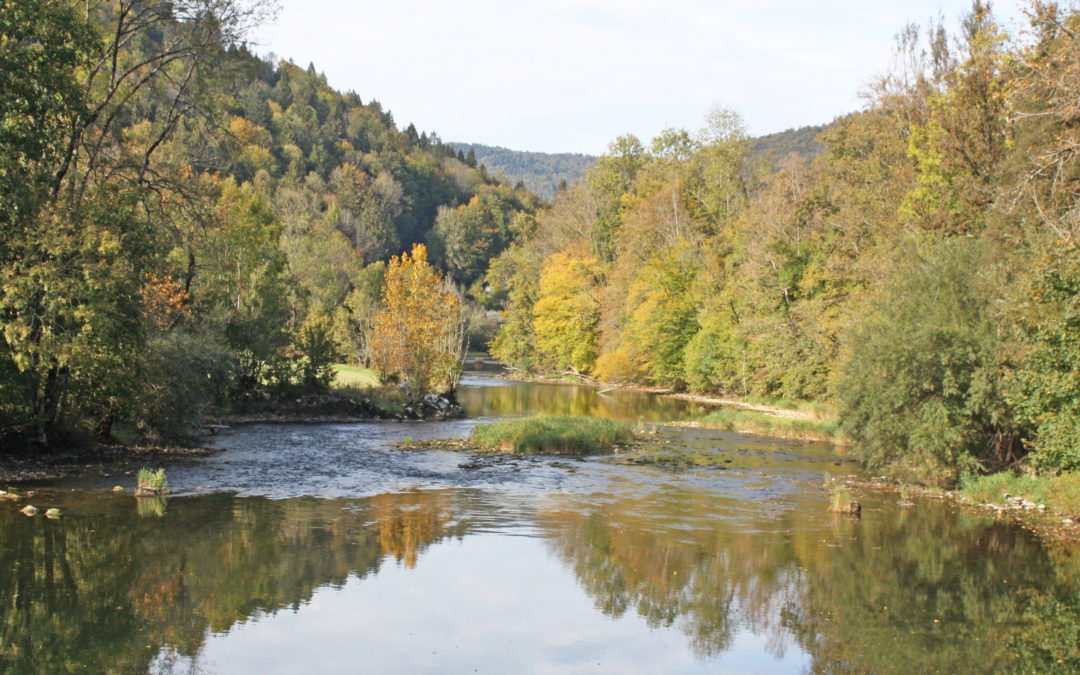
left=1, top=368, right=1077, bottom=673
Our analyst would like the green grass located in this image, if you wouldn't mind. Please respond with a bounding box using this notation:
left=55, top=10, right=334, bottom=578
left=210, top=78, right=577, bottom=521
left=471, top=415, right=634, bottom=455
left=960, top=471, right=1080, bottom=516
left=332, top=364, right=380, bottom=389
left=697, top=408, right=841, bottom=442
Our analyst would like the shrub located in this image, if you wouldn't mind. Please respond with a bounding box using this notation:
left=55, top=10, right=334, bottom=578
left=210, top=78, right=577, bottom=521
left=296, top=311, right=340, bottom=390
left=136, top=332, right=233, bottom=441
left=839, top=240, right=1021, bottom=482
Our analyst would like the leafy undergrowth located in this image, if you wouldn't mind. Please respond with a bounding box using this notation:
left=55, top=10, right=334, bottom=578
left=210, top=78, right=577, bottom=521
left=696, top=408, right=842, bottom=443
left=471, top=415, right=634, bottom=455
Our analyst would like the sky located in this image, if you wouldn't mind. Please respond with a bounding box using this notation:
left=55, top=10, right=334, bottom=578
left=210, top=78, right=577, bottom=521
left=251, top=0, right=1030, bottom=155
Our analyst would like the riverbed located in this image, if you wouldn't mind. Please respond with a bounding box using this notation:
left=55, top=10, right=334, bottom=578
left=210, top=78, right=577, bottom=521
left=1, top=371, right=1077, bottom=673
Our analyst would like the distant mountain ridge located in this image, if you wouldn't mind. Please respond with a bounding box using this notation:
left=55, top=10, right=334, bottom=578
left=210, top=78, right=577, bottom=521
left=450, top=143, right=595, bottom=200
left=751, top=122, right=835, bottom=161
left=453, top=121, right=837, bottom=199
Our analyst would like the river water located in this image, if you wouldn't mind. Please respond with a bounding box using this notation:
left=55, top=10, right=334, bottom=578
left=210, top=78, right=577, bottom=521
left=1, top=370, right=1078, bottom=673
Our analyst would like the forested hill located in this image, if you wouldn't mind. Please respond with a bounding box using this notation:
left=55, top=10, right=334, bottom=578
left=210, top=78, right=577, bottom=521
left=751, top=122, right=831, bottom=160
left=0, top=0, right=541, bottom=448
left=449, top=143, right=595, bottom=199
left=451, top=125, right=833, bottom=199
left=482, top=3, right=1080, bottom=484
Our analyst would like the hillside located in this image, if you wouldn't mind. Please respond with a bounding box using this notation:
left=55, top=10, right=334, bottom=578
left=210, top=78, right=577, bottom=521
left=751, top=123, right=830, bottom=161
left=450, top=143, right=595, bottom=199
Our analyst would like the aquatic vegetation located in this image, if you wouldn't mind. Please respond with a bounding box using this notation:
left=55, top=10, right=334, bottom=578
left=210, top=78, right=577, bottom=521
left=136, top=468, right=169, bottom=496
left=471, top=415, right=633, bottom=455
left=826, top=478, right=861, bottom=515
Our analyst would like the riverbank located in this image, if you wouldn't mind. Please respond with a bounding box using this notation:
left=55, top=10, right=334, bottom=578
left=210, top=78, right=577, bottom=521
left=0, top=443, right=219, bottom=483
left=222, top=389, right=463, bottom=424
left=0, top=389, right=464, bottom=483
left=839, top=474, right=1080, bottom=543
left=497, top=371, right=842, bottom=443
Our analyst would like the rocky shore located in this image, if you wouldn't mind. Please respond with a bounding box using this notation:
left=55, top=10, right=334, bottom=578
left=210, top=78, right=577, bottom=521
left=221, top=390, right=465, bottom=423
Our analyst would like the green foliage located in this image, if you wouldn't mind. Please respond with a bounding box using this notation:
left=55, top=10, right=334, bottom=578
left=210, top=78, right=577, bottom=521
left=471, top=415, right=633, bottom=455
left=137, top=332, right=233, bottom=441
left=136, top=468, right=169, bottom=495
left=296, top=312, right=340, bottom=390
left=839, top=240, right=1019, bottom=481
left=0, top=0, right=95, bottom=237
left=1009, top=249, right=1080, bottom=473
left=448, top=143, right=595, bottom=199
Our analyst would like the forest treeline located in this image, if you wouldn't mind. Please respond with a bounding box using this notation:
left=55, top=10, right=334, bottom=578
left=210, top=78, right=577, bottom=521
left=485, top=2, right=1080, bottom=484
left=0, top=0, right=540, bottom=448
left=6, top=0, right=1080, bottom=487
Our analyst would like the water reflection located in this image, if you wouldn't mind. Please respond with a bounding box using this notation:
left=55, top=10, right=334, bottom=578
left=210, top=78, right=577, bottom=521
left=457, top=378, right=703, bottom=422
left=1, top=487, right=1078, bottom=673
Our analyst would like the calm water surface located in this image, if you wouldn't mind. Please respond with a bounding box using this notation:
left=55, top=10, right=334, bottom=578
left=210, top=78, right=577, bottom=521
left=2, top=372, right=1078, bottom=673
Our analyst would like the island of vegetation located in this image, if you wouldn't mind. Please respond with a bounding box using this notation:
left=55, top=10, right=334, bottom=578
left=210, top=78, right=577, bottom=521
left=5, top=0, right=1080, bottom=520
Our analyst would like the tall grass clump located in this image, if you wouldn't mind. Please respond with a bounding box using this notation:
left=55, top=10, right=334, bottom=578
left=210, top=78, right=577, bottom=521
left=471, top=415, right=633, bottom=455
left=136, top=468, right=169, bottom=496
left=825, top=477, right=861, bottom=516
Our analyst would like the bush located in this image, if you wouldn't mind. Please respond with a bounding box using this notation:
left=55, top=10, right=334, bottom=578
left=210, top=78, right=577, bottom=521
left=1010, top=252, right=1080, bottom=472
left=296, top=312, right=340, bottom=390
left=136, top=332, right=233, bottom=441
left=839, top=240, right=1021, bottom=482
left=471, top=415, right=633, bottom=454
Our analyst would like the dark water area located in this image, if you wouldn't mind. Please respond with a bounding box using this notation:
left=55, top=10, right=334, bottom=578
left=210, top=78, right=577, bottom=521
left=2, top=372, right=1078, bottom=673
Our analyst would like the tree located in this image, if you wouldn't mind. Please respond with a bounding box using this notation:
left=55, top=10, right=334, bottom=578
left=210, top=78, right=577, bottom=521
left=533, top=250, right=603, bottom=374
left=369, top=244, right=463, bottom=399
left=839, top=240, right=1021, bottom=484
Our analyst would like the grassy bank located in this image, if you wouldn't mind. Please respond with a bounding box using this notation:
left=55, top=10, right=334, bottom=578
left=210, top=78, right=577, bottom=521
left=960, top=472, right=1080, bottom=519
left=471, top=415, right=633, bottom=455
left=332, top=364, right=380, bottom=389
left=695, top=408, right=842, bottom=443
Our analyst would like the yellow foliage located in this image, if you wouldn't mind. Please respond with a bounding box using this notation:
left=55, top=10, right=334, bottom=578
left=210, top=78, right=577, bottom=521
left=369, top=244, right=463, bottom=398
left=533, top=250, right=603, bottom=373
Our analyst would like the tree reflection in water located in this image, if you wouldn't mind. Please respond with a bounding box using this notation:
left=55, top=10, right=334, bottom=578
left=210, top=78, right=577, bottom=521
left=0, top=487, right=1078, bottom=673
left=540, top=488, right=1080, bottom=671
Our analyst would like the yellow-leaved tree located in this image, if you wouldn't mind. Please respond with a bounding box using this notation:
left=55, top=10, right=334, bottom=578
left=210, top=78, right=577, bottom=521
left=533, top=250, right=603, bottom=374
left=369, top=244, right=464, bottom=399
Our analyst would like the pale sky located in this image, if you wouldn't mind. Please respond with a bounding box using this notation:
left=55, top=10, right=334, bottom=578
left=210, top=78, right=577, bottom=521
left=251, top=1, right=1030, bottom=155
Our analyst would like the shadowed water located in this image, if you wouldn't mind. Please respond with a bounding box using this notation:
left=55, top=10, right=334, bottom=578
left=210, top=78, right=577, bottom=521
left=2, top=373, right=1078, bottom=673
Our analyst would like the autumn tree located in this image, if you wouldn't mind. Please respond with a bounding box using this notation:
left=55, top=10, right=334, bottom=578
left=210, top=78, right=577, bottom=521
left=533, top=250, right=604, bottom=374
left=369, top=244, right=464, bottom=399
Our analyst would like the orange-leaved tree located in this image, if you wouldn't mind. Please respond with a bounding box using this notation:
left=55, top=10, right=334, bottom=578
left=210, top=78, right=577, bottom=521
left=369, top=244, right=464, bottom=400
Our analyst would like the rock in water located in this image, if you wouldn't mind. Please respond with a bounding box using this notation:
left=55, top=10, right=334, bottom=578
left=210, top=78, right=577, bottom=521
left=20, top=505, right=38, bottom=517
